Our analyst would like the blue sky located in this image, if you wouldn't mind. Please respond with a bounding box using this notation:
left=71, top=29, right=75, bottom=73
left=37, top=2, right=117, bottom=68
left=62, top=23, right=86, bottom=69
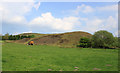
left=0, top=1, right=118, bottom=36
left=25, top=2, right=117, bottom=20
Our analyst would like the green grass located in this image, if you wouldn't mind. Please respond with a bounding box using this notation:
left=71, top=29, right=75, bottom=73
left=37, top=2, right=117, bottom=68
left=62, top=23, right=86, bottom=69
left=0, top=40, right=3, bottom=43
left=2, top=43, right=118, bottom=71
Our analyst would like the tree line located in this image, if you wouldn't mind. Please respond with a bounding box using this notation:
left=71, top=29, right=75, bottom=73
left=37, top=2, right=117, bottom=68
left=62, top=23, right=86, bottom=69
left=1, top=33, right=35, bottom=40
left=77, top=30, right=120, bottom=49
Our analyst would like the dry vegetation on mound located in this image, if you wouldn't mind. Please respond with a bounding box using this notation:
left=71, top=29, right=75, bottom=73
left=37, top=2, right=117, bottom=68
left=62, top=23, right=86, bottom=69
left=14, top=31, right=92, bottom=47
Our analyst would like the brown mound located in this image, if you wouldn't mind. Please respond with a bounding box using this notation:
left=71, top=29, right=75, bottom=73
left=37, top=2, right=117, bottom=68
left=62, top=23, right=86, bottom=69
left=15, top=38, right=31, bottom=44
left=14, top=31, right=92, bottom=47
left=33, top=34, right=63, bottom=45
left=32, top=31, right=92, bottom=47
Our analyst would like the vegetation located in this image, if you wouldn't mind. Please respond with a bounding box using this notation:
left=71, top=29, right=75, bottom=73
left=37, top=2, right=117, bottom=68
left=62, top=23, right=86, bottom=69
left=77, top=37, right=91, bottom=48
left=2, top=30, right=119, bottom=49
left=0, top=36, right=2, bottom=40
left=3, top=33, right=9, bottom=40
left=11, top=31, right=92, bottom=47
left=92, top=30, right=118, bottom=49
left=76, top=30, right=119, bottom=49
left=112, top=37, right=119, bottom=48
left=2, top=30, right=119, bottom=71
left=2, top=33, right=35, bottom=40
left=2, top=43, right=118, bottom=71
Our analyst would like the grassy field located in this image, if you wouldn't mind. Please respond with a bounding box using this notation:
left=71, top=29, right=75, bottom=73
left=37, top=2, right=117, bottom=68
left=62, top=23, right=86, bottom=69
left=2, top=43, right=118, bottom=71
left=0, top=40, right=3, bottom=43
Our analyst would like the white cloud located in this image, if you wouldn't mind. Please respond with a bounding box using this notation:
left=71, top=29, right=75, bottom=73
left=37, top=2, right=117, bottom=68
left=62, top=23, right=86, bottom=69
left=104, top=16, right=117, bottom=30
left=0, top=1, right=41, bottom=25
left=34, top=2, right=41, bottom=10
left=1, top=0, right=119, bottom=2
left=76, top=14, right=117, bottom=36
left=97, top=4, right=118, bottom=11
left=82, top=18, right=104, bottom=33
left=12, top=32, right=20, bottom=35
left=23, top=31, right=32, bottom=33
left=1, top=2, right=35, bottom=16
left=74, top=4, right=94, bottom=15
left=70, top=4, right=118, bottom=36
left=12, top=31, right=32, bottom=35
left=72, top=4, right=118, bottom=15
left=114, top=31, right=118, bottom=37
left=1, top=0, right=35, bottom=2
left=29, top=12, right=80, bottom=31
left=3, top=15, right=27, bottom=25
left=0, top=13, right=2, bottom=34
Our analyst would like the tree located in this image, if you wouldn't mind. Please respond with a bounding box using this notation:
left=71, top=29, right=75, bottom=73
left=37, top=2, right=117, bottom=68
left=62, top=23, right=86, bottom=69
left=15, top=35, right=20, bottom=40
left=12, top=35, right=16, bottom=40
left=3, top=33, right=9, bottom=40
left=111, top=37, right=119, bottom=48
left=20, top=35, right=24, bottom=39
left=92, top=30, right=115, bottom=48
left=78, top=37, right=91, bottom=48
left=0, top=36, right=2, bottom=40
left=9, top=35, right=13, bottom=40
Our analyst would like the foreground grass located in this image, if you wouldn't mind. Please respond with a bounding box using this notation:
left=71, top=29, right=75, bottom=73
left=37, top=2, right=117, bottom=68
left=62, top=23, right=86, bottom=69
left=2, top=43, right=118, bottom=71
left=0, top=40, right=3, bottom=43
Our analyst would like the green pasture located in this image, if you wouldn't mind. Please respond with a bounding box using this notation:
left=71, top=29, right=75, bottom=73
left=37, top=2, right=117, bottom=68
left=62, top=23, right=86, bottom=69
left=0, top=40, right=3, bottom=43
left=2, top=43, right=118, bottom=71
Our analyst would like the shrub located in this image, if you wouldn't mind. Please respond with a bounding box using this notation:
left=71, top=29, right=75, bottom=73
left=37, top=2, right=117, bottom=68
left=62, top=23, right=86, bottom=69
left=78, top=37, right=91, bottom=48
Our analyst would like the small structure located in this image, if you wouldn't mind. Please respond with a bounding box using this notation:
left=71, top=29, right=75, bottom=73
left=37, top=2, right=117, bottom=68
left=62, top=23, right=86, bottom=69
left=28, top=41, right=34, bottom=45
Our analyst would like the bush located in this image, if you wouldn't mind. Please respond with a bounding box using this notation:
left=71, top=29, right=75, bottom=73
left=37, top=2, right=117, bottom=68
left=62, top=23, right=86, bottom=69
left=28, top=35, right=35, bottom=38
left=77, top=37, right=91, bottom=48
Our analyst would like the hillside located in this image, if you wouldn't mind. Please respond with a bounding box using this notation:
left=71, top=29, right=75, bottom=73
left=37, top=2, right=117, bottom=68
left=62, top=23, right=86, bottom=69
left=15, top=31, right=92, bottom=47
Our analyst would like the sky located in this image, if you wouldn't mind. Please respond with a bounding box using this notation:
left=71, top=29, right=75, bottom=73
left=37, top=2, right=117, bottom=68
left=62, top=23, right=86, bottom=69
left=0, top=0, right=119, bottom=36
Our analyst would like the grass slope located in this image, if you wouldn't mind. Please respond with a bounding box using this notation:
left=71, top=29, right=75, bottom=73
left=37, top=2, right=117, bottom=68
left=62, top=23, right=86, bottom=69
left=15, top=31, right=92, bottom=47
left=2, top=43, right=118, bottom=71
